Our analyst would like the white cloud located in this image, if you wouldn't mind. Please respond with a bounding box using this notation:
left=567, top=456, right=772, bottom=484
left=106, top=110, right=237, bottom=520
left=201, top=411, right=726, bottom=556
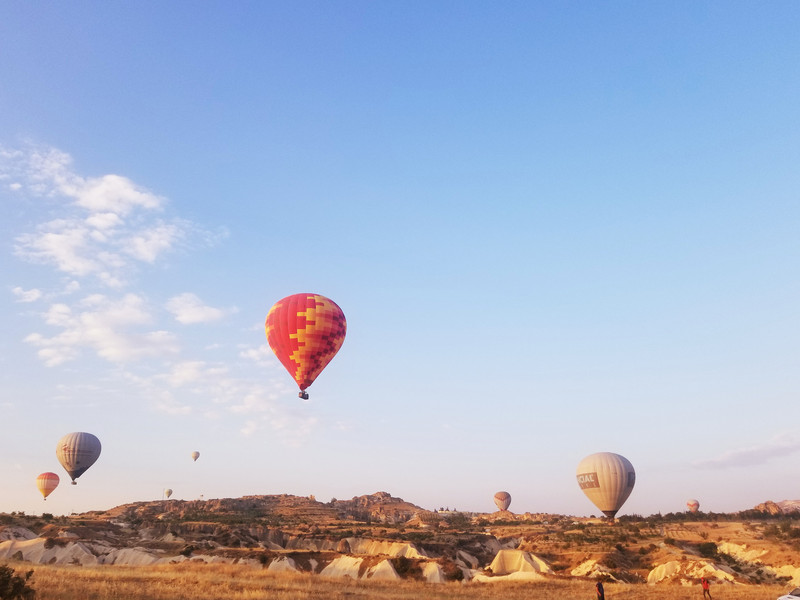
left=12, top=286, right=42, bottom=302
left=124, top=222, right=182, bottom=263
left=24, top=293, right=179, bottom=366
left=16, top=219, right=99, bottom=276
left=163, top=360, right=229, bottom=387
left=165, top=293, right=231, bottom=324
left=693, top=433, right=800, bottom=469
left=5, top=142, right=316, bottom=447
left=63, top=280, right=81, bottom=294
left=85, top=212, right=123, bottom=231
left=3, top=144, right=199, bottom=287
left=71, top=174, right=162, bottom=215
left=239, top=344, right=278, bottom=368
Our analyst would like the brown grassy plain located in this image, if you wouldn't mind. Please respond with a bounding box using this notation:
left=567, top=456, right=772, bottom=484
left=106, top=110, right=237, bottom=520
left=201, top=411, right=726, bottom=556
left=16, top=561, right=790, bottom=600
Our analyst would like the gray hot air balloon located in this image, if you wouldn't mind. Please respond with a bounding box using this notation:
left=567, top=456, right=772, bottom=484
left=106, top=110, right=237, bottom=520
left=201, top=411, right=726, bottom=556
left=576, top=452, right=635, bottom=519
left=56, top=432, right=102, bottom=485
left=686, top=499, right=700, bottom=513
left=164, top=488, right=173, bottom=499
left=191, top=451, right=200, bottom=462
left=494, top=491, right=511, bottom=511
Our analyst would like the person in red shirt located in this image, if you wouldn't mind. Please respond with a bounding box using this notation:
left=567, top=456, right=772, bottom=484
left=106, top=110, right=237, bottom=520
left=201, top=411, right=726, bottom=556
left=701, top=577, right=712, bottom=599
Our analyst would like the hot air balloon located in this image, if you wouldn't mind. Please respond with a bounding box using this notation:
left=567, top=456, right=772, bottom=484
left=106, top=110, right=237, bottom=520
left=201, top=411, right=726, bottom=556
left=687, top=499, right=700, bottom=513
left=164, top=488, right=173, bottom=499
left=36, top=472, right=59, bottom=500
left=191, top=451, right=200, bottom=462
left=494, top=491, right=511, bottom=511
left=265, top=293, right=347, bottom=400
left=56, top=432, right=101, bottom=485
left=576, top=452, right=635, bottom=520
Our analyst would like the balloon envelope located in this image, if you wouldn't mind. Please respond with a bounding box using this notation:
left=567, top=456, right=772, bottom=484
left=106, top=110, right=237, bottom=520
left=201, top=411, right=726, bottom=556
left=36, top=472, right=60, bottom=500
left=164, top=488, right=173, bottom=498
left=494, top=491, right=511, bottom=511
left=56, top=432, right=102, bottom=484
left=265, top=293, right=347, bottom=393
left=191, top=451, right=200, bottom=462
left=576, top=452, right=635, bottom=519
left=686, top=499, right=700, bottom=513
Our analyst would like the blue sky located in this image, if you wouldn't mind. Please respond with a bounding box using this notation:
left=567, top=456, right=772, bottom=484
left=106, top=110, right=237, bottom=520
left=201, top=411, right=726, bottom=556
left=1, top=1, right=799, bottom=518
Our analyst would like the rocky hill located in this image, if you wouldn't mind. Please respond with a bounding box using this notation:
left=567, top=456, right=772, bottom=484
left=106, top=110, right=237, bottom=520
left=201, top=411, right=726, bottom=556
left=3, top=493, right=800, bottom=588
left=754, top=500, right=800, bottom=515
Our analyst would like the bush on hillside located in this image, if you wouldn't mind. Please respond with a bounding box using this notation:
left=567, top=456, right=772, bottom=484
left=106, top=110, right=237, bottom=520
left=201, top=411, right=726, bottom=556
left=0, top=565, right=35, bottom=600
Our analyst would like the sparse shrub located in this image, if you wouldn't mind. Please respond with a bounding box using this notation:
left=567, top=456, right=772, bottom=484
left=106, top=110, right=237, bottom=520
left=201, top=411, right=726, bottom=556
left=0, top=564, right=35, bottom=600
left=765, top=524, right=780, bottom=538
left=439, top=559, right=463, bottom=582
left=698, top=542, right=717, bottom=558
left=444, top=513, right=470, bottom=530
left=664, top=537, right=676, bottom=546
left=390, top=556, right=422, bottom=580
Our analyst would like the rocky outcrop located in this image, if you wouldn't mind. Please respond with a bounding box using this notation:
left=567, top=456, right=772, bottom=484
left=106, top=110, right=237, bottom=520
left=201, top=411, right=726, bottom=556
left=754, top=501, right=784, bottom=515
left=647, top=560, right=738, bottom=584
left=0, top=527, right=36, bottom=541
left=472, top=550, right=552, bottom=583
left=571, top=559, right=620, bottom=581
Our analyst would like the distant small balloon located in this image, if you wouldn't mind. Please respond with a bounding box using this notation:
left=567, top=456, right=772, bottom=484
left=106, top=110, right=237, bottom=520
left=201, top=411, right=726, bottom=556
left=164, top=488, right=173, bottom=499
left=191, top=451, right=200, bottom=462
left=36, top=472, right=60, bottom=500
left=686, top=499, right=700, bottom=513
left=494, top=491, right=511, bottom=511
left=56, top=432, right=102, bottom=485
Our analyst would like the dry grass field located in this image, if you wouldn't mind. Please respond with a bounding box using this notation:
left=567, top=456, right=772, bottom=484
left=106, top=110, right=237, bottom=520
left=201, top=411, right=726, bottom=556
left=15, top=561, right=790, bottom=600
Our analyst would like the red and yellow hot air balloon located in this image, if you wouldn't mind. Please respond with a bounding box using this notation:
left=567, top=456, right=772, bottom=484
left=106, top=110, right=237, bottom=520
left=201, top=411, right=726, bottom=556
left=265, top=293, right=347, bottom=399
left=36, top=472, right=60, bottom=500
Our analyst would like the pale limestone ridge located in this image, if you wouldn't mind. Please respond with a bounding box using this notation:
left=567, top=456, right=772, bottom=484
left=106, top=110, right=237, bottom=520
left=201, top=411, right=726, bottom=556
left=647, top=560, right=738, bottom=585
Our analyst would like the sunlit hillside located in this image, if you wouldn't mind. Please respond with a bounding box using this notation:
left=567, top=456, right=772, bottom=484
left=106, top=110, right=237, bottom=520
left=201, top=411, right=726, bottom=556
left=3, top=492, right=800, bottom=599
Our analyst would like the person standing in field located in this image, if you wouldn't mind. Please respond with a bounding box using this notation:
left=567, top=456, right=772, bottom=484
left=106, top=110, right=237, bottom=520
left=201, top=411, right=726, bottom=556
left=596, top=580, right=605, bottom=600
left=701, top=576, right=712, bottom=599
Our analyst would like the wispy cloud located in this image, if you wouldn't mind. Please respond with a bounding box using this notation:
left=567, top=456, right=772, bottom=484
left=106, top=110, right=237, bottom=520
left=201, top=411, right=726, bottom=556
left=24, top=293, right=178, bottom=366
left=4, top=142, right=313, bottom=446
left=127, top=360, right=314, bottom=443
left=12, top=286, right=42, bottom=302
left=4, top=143, right=186, bottom=286
left=165, top=292, right=234, bottom=324
left=239, top=344, right=279, bottom=368
left=693, top=433, right=800, bottom=469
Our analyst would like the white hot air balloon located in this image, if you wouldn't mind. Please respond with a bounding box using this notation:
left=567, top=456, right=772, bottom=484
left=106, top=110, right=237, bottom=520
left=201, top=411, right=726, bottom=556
left=56, top=432, right=102, bottom=485
left=494, top=491, right=511, bottom=511
left=164, top=488, right=173, bottom=499
left=686, top=499, right=700, bottom=513
left=576, top=452, right=635, bottom=520
left=191, top=451, right=200, bottom=462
